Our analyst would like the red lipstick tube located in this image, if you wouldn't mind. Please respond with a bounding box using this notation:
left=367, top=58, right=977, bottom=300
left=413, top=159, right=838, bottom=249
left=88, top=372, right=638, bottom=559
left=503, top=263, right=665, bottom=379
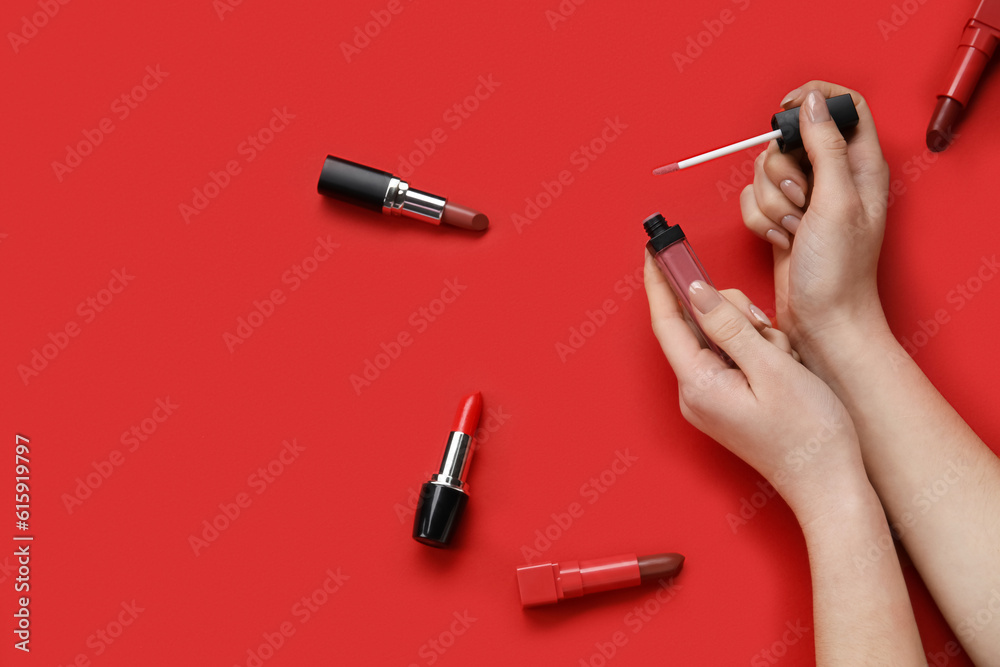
left=927, top=0, right=1000, bottom=151
left=517, top=552, right=684, bottom=607
left=412, top=392, right=482, bottom=548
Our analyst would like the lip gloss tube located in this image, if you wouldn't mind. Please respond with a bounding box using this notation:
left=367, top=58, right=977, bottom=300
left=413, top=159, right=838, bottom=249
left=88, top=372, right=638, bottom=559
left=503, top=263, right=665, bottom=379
left=643, top=212, right=732, bottom=365
left=516, top=552, right=684, bottom=607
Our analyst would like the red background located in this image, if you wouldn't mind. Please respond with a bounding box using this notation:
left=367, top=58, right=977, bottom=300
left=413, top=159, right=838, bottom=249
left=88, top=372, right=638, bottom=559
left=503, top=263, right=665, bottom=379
left=4, top=0, right=999, bottom=664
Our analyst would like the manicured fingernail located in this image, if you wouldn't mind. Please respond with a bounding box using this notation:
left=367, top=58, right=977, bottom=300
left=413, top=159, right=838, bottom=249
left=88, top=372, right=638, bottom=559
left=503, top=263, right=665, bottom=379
left=765, top=228, right=790, bottom=250
left=781, top=214, right=801, bottom=234
left=749, top=304, right=772, bottom=328
left=805, top=90, right=831, bottom=123
left=779, top=179, right=806, bottom=207
left=689, top=281, right=722, bottom=313
left=780, top=87, right=801, bottom=108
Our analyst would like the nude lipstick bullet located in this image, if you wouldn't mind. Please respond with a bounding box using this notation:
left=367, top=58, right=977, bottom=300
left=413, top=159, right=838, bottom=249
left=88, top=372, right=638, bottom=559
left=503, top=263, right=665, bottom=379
left=317, top=155, right=489, bottom=230
left=413, top=392, right=482, bottom=547
left=517, top=552, right=684, bottom=607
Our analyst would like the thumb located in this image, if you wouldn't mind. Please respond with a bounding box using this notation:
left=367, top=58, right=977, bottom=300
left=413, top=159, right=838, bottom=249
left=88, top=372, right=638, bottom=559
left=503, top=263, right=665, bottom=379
left=688, top=282, right=777, bottom=381
left=799, top=89, right=857, bottom=219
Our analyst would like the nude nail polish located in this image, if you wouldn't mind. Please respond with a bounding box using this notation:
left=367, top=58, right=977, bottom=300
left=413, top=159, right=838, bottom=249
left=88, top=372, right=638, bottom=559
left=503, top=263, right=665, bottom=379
left=749, top=304, right=772, bottom=328
left=780, top=214, right=801, bottom=234
left=780, top=179, right=806, bottom=208
left=780, top=88, right=802, bottom=108
left=806, top=90, right=832, bottom=123
left=766, top=229, right=790, bottom=249
left=689, top=281, right=721, bottom=313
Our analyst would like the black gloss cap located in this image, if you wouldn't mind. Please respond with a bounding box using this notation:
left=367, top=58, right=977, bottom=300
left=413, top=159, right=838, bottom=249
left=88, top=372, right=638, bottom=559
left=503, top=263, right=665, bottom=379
left=413, top=483, right=468, bottom=548
left=643, top=212, right=685, bottom=254
left=771, top=93, right=859, bottom=152
left=317, top=155, right=393, bottom=212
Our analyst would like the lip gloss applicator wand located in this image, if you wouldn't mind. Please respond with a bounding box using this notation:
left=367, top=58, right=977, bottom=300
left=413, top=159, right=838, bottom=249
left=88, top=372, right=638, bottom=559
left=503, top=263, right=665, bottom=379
left=652, top=93, right=859, bottom=175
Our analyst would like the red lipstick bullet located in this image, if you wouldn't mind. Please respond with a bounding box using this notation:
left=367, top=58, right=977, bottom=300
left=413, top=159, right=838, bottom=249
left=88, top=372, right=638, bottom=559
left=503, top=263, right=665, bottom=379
left=413, top=392, right=482, bottom=548
left=517, top=552, right=684, bottom=607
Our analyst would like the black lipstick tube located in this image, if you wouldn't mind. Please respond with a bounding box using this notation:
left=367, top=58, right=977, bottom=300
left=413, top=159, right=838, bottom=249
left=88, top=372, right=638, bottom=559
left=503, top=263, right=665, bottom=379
left=317, top=155, right=446, bottom=224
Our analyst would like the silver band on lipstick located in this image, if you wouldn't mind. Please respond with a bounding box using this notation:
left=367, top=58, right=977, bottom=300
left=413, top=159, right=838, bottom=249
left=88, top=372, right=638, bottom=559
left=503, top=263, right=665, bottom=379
left=430, top=431, right=474, bottom=491
left=383, top=177, right=447, bottom=223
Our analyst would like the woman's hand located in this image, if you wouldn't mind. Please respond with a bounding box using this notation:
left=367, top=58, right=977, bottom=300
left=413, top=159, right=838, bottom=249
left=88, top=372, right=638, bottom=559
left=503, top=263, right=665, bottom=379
left=739, top=81, right=892, bottom=360
left=644, top=251, right=926, bottom=663
left=643, top=250, right=868, bottom=524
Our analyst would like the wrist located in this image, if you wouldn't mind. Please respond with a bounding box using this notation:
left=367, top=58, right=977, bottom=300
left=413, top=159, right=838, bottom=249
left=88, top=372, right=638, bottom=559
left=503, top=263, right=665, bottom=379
left=767, top=434, right=874, bottom=529
left=795, top=301, right=895, bottom=383
left=793, top=466, right=882, bottom=536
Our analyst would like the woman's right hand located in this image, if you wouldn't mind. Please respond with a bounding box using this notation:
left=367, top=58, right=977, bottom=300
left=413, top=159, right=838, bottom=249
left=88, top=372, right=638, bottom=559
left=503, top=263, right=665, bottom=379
left=739, top=82, right=892, bottom=359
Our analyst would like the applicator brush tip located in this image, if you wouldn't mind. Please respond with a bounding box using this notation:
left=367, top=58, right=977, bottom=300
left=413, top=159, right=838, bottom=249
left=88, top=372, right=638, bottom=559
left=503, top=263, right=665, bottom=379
left=652, top=163, right=679, bottom=175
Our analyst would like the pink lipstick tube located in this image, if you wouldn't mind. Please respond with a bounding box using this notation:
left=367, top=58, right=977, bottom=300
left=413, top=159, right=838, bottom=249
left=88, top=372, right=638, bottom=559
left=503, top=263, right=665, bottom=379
left=644, top=212, right=731, bottom=365
left=517, top=552, right=684, bottom=607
